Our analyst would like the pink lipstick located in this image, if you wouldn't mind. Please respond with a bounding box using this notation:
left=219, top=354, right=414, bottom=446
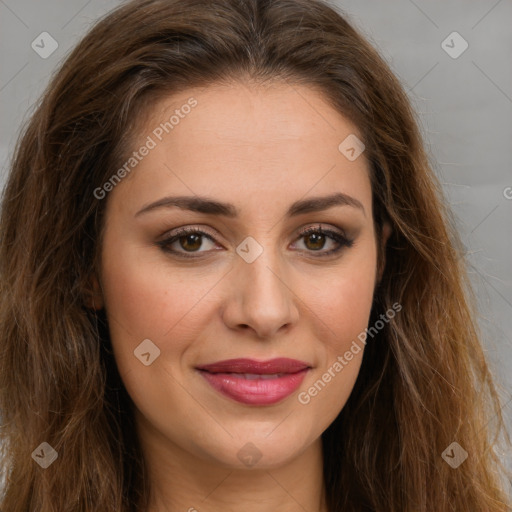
left=196, top=358, right=310, bottom=405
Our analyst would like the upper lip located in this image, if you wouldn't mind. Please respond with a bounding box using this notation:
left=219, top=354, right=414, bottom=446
left=196, top=358, right=310, bottom=374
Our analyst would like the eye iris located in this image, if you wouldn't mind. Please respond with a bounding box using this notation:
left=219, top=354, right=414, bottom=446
left=180, top=233, right=202, bottom=251
left=304, top=232, right=325, bottom=250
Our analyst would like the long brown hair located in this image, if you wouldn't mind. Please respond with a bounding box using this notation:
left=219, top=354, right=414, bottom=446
left=0, top=0, right=510, bottom=510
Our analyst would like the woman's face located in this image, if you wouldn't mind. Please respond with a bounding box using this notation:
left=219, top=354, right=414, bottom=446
left=98, top=80, right=379, bottom=469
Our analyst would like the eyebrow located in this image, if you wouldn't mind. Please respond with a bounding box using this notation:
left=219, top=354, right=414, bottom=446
left=135, top=192, right=365, bottom=218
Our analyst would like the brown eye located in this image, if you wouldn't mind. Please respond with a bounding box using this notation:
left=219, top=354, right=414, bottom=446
left=157, top=225, right=354, bottom=260
left=294, top=225, right=354, bottom=257
left=157, top=227, right=219, bottom=258
left=178, top=233, right=203, bottom=252
left=303, top=231, right=327, bottom=251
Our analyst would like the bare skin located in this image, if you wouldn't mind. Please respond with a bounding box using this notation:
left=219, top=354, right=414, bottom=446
left=92, top=80, right=390, bottom=512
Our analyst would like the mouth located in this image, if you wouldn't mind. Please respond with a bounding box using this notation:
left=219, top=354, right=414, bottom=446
left=196, top=358, right=311, bottom=406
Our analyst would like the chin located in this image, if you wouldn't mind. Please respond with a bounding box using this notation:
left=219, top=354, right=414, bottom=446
left=189, top=421, right=319, bottom=470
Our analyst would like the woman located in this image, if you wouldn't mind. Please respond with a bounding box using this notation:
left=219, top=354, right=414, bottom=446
left=0, top=0, right=510, bottom=510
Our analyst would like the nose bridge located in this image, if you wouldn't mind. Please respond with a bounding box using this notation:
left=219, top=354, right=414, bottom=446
left=238, top=234, right=288, bottom=305
left=224, top=234, right=298, bottom=337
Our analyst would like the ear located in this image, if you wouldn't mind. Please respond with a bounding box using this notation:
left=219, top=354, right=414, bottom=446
left=376, top=221, right=392, bottom=284
left=84, top=273, right=104, bottom=310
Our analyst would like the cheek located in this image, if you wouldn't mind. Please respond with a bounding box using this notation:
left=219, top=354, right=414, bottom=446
left=101, top=226, right=377, bottom=356
left=328, top=269, right=375, bottom=346
left=307, top=242, right=377, bottom=350
left=99, top=237, right=218, bottom=372
left=296, top=240, right=377, bottom=410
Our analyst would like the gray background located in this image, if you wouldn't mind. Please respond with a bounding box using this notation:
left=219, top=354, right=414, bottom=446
left=1, top=0, right=511, bottom=476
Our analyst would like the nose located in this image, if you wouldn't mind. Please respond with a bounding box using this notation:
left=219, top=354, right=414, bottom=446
left=221, top=245, right=299, bottom=339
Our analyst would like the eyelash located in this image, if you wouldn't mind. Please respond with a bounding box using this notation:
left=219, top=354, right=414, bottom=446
left=156, top=225, right=354, bottom=259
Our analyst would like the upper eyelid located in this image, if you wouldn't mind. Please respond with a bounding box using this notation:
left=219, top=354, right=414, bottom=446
left=160, top=225, right=349, bottom=252
left=162, top=224, right=346, bottom=242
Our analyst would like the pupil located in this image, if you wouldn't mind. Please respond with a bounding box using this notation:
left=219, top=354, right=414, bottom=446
left=181, top=234, right=202, bottom=251
left=306, top=232, right=325, bottom=250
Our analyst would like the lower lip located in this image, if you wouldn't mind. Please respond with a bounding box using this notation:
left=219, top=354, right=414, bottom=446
left=199, top=369, right=309, bottom=405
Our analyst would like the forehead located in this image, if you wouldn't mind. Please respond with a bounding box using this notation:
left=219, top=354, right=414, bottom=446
left=148, top=80, right=364, bottom=152
left=109, top=80, right=372, bottom=217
